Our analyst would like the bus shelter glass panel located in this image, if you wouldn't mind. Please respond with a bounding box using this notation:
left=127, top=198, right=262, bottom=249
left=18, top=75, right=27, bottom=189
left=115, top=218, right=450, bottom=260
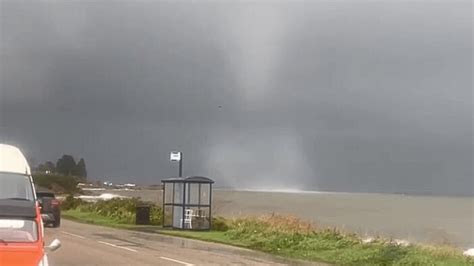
left=200, top=184, right=211, bottom=205
left=186, top=183, right=199, bottom=205
left=185, top=206, right=210, bottom=229
left=172, top=206, right=183, bottom=228
left=174, top=183, right=183, bottom=204
left=164, top=183, right=173, bottom=204
left=163, top=206, right=173, bottom=227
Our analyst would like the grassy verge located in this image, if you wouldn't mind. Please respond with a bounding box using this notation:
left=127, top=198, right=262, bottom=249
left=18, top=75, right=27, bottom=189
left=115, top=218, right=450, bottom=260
left=61, top=197, right=162, bottom=225
left=62, top=207, right=472, bottom=266
left=62, top=209, right=136, bottom=229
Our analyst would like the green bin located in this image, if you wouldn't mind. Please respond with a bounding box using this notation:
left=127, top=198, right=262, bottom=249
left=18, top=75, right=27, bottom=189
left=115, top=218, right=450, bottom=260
left=136, top=204, right=150, bottom=225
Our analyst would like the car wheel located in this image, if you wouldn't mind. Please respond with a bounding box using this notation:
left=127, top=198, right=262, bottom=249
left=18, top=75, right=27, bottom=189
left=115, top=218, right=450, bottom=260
left=53, top=217, right=61, bottom=228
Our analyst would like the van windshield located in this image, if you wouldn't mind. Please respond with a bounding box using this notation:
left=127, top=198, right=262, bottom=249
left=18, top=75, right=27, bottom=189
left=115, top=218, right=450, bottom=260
left=0, top=173, right=34, bottom=201
left=0, top=219, right=38, bottom=243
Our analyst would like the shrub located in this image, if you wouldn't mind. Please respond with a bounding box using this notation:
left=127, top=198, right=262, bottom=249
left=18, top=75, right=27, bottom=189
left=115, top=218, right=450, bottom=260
left=65, top=197, right=163, bottom=225
left=61, top=195, right=85, bottom=210
left=33, top=174, right=80, bottom=194
left=150, top=205, right=163, bottom=225
left=212, top=216, right=230, bottom=231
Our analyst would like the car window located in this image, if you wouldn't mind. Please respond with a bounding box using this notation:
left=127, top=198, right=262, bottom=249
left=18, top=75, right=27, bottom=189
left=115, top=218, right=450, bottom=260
left=37, top=193, right=55, bottom=199
left=0, top=173, right=34, bottom=201
left=0, top=219, right=38, bottom=242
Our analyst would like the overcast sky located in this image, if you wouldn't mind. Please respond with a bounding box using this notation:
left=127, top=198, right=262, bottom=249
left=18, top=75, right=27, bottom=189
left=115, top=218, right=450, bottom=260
left=0, top=0, right=472, bottom=195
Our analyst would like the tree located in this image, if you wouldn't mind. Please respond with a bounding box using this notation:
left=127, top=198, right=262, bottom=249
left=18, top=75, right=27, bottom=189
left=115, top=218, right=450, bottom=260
left=76, top=158, right=87, bottom=181
left=44, top=161, right=56, bottom=173
left=36, top=164, right=46, bottom=172
left=56, top=155, right=76, bottom=176
left=34, top=161, right=56, bottom=174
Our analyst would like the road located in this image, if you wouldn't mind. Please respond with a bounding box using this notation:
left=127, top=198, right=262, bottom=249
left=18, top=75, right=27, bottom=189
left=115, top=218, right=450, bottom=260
left=45, top=220, right=320, bottom=265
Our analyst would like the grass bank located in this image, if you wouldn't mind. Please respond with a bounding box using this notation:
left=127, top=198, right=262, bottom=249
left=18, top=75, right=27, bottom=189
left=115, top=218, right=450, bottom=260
left=62, top=197, right=162, bottom=225
left=62, top=200, right=472, bottom=266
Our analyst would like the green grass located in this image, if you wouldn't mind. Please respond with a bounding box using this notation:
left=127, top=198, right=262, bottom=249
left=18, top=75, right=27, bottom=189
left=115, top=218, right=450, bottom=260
left=61, top=197, right=163, bottom=225
left=62, top=210, right=473, bottom=266
left=62, top=209, right=135, bottom=229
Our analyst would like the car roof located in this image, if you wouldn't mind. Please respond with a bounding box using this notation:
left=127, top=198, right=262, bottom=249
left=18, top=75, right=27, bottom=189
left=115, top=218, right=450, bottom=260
left=35, top=186, right=53, bottom=193
left=0, top=144, right=31, bottom=175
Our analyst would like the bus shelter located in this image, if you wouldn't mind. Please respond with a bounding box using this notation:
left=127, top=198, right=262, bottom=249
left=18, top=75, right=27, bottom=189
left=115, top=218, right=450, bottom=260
left=162, top=176, right=214, bottom=230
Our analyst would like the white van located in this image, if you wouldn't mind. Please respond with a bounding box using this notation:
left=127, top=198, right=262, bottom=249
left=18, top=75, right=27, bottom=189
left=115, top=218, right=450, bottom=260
left=0, top=144, right=36, bottom=200
left=0, top=144, right=61, bottom=266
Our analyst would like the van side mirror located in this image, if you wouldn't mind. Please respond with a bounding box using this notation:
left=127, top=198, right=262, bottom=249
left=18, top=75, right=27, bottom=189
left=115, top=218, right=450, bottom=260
left=46, top=239, right=61, bottom=252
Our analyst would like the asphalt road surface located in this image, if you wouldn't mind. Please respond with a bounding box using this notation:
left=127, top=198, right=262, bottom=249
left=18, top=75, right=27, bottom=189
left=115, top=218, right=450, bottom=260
left=45, top=220, right=321, bottom=266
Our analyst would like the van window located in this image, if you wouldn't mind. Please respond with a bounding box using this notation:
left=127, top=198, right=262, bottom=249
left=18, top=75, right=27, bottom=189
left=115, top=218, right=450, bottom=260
left=0, top=173, right=34, bottom=201
left=0, top=219, right=38, bottom=242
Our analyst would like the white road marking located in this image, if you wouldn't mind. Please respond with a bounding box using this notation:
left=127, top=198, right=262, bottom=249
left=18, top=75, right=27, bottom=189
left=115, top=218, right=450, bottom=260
left=98, top=240, right=138, bottom=253
left=115, top=246, right=139, bottom=253
left=98, top=240, right=116, bottom=247
left=159, top=256, right=195, bottom=266
left=61, top=231, right=86, bottom=239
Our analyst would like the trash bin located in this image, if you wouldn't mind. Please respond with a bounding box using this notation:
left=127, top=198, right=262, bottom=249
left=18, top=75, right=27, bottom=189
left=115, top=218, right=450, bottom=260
left=136, top=204, right=150, bottom=225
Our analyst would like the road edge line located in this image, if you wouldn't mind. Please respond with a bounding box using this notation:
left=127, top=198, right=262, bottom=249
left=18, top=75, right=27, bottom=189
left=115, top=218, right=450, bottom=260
left=98, top=240, right=138, bottom=253
left=159, top=256, right=195, bottom=266
left=61, top=231, right=86, bottom=239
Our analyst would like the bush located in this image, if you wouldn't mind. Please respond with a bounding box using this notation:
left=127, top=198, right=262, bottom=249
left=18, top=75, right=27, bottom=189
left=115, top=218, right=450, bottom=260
left=61, top=195, right=85, bottom=210
left=212, top=216, right=230, bottom=231
left=65, top=197, right=163, bottom=225
left=150, top=205, right=163, bottom=225
left=33, top=174, right=80, bottom=194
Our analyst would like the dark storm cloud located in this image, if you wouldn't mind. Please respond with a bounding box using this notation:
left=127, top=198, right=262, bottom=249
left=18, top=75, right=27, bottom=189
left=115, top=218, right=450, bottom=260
left=1, top=0, right=472, bottom=195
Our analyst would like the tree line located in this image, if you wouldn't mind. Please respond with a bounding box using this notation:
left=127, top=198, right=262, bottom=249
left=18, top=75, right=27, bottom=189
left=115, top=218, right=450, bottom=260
left=35, top=155, right=87, bottom=181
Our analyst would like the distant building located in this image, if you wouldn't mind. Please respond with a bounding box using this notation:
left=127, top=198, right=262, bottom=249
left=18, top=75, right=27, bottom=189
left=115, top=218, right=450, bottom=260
left=115, top=183, right=136, bottom=189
